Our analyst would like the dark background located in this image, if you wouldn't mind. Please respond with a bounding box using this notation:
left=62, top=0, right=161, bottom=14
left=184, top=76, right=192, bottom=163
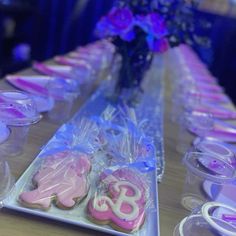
left=0, top=0, right=113, bottom=74
left=0, top=0, right=235, bottom=104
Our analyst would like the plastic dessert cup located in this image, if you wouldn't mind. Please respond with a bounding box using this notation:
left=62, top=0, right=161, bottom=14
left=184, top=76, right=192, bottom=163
left=174, top=202, right=236, bottom=236
left=0, top=90, right=41, bottom=156
left=181, top=152, right=236, bottom=211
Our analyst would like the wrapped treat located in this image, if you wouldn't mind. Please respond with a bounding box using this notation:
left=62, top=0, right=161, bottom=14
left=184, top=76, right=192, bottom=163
left=87, top=167, right=151, bottom=233
left=19, top=150, right=91, bottom=210
left=107, top=131, right=156, bottom=170
left=91, top=105, right=122, bottom=147
left=46, top=117, right=102, bottom=155
left=98, top=106, right=156, bottom=171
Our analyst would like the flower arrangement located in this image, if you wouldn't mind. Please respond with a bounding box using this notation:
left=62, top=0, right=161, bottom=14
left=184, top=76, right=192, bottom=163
left=96, top=7, right=169, bottom=53
left=95, top=0, right=169, bottom=96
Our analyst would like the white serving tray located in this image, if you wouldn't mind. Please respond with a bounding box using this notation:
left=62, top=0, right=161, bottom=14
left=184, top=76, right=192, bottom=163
left=3, top=55, right=163, bottom=235
left=3, top=125, right=160, bottom=236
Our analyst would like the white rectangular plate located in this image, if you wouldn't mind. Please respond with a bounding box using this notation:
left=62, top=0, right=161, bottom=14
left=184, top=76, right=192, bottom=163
left=3, top=55, right=163, bottom=236
left=3, top=132, right=159, bottom=236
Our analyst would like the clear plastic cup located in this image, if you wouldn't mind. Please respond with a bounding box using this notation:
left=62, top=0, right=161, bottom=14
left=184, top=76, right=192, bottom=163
left=185, top=111, right=214, bottom=136
left=0, top=90, right=41, bottom=156
left=174, top=202, right=236, bottom=236
left=181, top=152, right=236, bottom=211
left=70, top=60, right=96, bottom=85
left=0, top=90, right=41, bottom=126
left=176, top=111, right=213, bottom=154
left=46, top=78, right=77, bottom=123
left=0, top=125, right=30, bottom=157
left=176, top=114, right=194, bottom=154
left=0, top=158, right=15, bottom=205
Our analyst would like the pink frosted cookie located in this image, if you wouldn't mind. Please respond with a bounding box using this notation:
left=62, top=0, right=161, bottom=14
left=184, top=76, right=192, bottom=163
left=87, top=168, right=148, bottom=233
left=19, top=151, right=91, bottom=210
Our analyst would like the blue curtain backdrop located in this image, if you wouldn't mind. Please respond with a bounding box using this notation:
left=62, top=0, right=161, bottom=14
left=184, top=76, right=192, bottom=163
left=31, top=0, right=113, bottom=60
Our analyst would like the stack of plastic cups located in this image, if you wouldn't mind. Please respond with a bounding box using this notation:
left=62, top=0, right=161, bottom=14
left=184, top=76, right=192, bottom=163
left=170, top=45, right=225, bottom=155
left=0, top=90, right=41, bottom=156
left=181, top=151, right=236, bottom=211
left=70, top=60, right=96, bottom=94
left=46, top=78, right=78, bottom=123
left=171, top=76, right=198, bottom=124
left=174, top=202, right=236, bottom=235
left=175, top=77, right=214, bottom=153
left=76, top=40, right=115, bottom=81
left=169, top=46, right=201, bottom=124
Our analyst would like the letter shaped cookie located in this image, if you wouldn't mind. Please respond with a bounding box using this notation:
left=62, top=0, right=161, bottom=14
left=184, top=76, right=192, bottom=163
left=88, top=168, right=147, bottom=232
left=19, top=151, right=91, bottom=210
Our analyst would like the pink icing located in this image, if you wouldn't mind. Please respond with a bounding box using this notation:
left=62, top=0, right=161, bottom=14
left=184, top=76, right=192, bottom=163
left=88, top=168, right=147, bottom=232
left=19, top=151, right=91, bottom=209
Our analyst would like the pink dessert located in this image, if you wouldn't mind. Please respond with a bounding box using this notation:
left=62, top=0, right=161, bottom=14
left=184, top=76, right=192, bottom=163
left=87, top=168, right=147, bottom=232
left=19, top=151, right=91, bottom=210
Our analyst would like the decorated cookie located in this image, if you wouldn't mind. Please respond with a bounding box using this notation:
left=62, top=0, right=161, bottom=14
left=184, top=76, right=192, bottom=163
left=19, top=151, right=91, bottom=210
left=87, top=168, right=147, bottom=233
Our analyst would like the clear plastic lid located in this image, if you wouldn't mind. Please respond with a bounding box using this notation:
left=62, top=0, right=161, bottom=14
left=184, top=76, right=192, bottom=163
left=193, top=137, right=235, bottom=164
left=182, top=111, right=214, bottom=137
left=0, top=90, right=42, bottom=126
left=0, top=122, right=10, bottom=144
left=174, top=202, right=236, bottom=236
left=201, top=202, right=236, bottom=236
left=183, top=152, right=236, bottom=183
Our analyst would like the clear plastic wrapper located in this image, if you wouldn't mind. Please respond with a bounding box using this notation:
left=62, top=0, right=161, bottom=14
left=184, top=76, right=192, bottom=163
left=97, top=106, right=156, bottom=171
left=18, top=150, right=91, bottom=210
left=43, top=117, right=102, bottom=155
left=92, top=105, right=119, bottom=131
left=90, top=105, right=156, bottom=171
left=91, top=105, right=122, bottom=147
left=106, top=131, right=156, bottom=171
left=87, top=166, right=156, bottom=235
left=93, top=105, right=149, bottom=139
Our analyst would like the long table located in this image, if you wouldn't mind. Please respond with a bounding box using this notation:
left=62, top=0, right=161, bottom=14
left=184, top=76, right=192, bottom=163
left=0, top=65, right=189, bottom=236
